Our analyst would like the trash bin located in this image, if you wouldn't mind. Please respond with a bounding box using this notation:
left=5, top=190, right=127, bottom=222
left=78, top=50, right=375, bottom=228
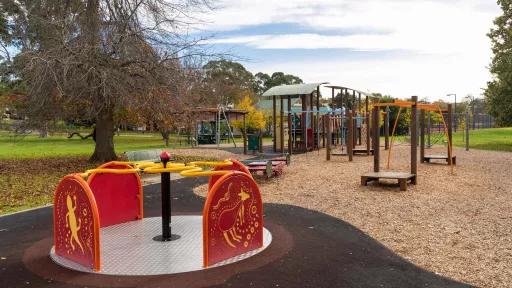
left=248, top=134, right=260, bottom=151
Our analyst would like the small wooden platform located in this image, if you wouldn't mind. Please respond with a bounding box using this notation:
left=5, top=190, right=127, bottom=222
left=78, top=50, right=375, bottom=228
left=353, top=148, right=374, bottom=155
left=252, top=154, right=291, bottom=166
left=361, top=172, right=416, bottom=191
left=246, top=161, right=285, bottom=178
left=423, top=155, right=456, bottom=165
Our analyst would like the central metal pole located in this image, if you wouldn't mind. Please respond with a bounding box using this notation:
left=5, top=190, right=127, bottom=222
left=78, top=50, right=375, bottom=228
left=154, top=151, right=180, bottom=242
left=161, top=152, right=171, bottom=240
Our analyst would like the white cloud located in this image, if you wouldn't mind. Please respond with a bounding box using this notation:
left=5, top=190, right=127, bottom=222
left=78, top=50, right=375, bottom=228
left=199, top=0, right=501, bottom=100
left=246, top=52, right=489, bottom=101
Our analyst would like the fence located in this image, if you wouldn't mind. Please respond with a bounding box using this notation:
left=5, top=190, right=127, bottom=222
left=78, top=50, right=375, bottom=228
left=451, top=113, right=496, bottom=132
left=424, top=112, right=498, bottom=151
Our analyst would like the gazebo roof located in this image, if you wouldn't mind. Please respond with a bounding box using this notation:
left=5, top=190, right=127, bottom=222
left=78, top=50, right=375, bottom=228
left=261, top=82, right=328, bottom=98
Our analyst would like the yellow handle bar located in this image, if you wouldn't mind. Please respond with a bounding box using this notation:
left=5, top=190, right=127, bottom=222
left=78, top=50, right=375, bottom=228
left=79, top=160, right=235, bottom=179
left=179, top=167, right=231, bottom=177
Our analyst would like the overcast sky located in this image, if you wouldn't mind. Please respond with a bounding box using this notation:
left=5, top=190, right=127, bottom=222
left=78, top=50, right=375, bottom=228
left=196, top=0, right=501, bottom=101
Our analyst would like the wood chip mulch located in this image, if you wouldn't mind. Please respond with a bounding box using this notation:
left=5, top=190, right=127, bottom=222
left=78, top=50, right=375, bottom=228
left=193, top=145, right=512, bottom=288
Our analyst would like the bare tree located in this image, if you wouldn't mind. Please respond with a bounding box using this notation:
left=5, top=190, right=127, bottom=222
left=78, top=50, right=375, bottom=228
left=6, top=0, right=213, bottom=161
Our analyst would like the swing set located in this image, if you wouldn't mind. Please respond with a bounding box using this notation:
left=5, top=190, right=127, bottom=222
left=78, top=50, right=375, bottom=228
left=380, top=100, right=455, bottom=173
left=361, top=96, right=456, bottom=192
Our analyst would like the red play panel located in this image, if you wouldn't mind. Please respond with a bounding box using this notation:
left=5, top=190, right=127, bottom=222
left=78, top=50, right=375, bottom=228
left=203, top=172, right=263, bottom=267
left=87, top=162, right=143, bottom=227
left=208, top=159, right=252, bottom=191
left=54, top=174, right=100, bottom=271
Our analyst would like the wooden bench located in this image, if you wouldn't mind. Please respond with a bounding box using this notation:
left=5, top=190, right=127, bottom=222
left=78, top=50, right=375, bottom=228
left=424, top=155, right=456, bottom=165
left=361, top=172, right=416, bottom=191
left=246, top=161, right=285, bottom=178
left=250, top=153, right=291, bottom=166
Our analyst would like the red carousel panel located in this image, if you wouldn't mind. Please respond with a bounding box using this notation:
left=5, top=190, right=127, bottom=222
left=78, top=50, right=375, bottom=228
left=54, top=175, right=100, bottom=271
left=203, top=172, right=263, bottom=267
left=87, top=162, right=143, bottom=227
left=208, top=159, right=252, bottom=191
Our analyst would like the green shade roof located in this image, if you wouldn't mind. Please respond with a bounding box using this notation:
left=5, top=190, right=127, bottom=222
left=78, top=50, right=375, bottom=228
left=256, top=99, right=332, bottom=113
left=261, top=82, right=328, bottom=97
left=256, top=99, right=300, bottom=111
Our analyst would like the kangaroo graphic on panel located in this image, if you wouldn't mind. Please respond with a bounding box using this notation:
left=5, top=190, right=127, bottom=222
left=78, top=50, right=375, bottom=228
left=218, top=183, right=251, bottom=248
left=66, top=195, right=84, bottom=253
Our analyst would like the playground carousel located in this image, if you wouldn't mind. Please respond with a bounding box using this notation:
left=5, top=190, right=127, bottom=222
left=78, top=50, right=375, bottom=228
left=50, top=152, right=272, bottom=275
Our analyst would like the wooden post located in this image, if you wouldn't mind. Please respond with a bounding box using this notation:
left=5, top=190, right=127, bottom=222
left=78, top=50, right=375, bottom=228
left=317, top=86, right=321, bottom=150
left=427, top=112, right=431, bottom=148
left=322, top=115, right=326, bottom=148
left=353, top=112, right=357, bottom=149
left=448, top=104, right=453, bottom=160
left=336, top=116, right=340, bottom=145
left=340, top=88, right=344, bottom=109
left=310, top=92, right=314, bottom=151
left=243, top=114, right=247, bottom=155
left=280, top=97, right=284, bottom=153
left=411, top=96, right=418, bottom=182
left=384, top=111, right=390, bottom=150
left=259, top=129, right=263, bottom=153
left=365, top=95, right=369, bottom=114
left=366, top=112, right=371, bottom=155
left=302, top=94, right=307, bottom=152
left=331, top=88, right=335, bottom=110
left=352, top=90, right=356, bottom=111
left=288, top=96, right=292, bottom=155
left=358, top=92, right=361, bottom=113
left=326, top=116, right=332, bottom=161
left=465, top=110, right=470, bottom=151
left=372, top=107, right=380, bottom=172
left=420, top=109, right=425, bottom=163
left=348, top=110, right=354, bottom=162
left=272, top=96, right=277, bottom=152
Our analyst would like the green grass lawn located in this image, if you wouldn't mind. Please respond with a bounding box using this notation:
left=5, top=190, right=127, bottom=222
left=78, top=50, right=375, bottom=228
left=0, top=130, right=275, bottom=214
left=0, top=131, right=197, bottom=159
left=0, top=131, right=273, bottom=160
left=452, top=127, right=512, bottom=152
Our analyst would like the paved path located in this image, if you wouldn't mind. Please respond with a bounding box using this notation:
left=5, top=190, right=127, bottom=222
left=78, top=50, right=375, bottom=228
left=0, top=177, right=472, bottom=288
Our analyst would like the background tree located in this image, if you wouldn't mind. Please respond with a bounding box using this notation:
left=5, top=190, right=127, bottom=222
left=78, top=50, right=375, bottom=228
left=4, top=0, right=213, bottom=162
left=232, top=92, right=266, bottom=134
left=131, top=60, right=204, bottom=146
left=485, top=0, right=512, bottom=126
left=202, top=60, right=255, bottom=105
left=253, top=72, right=303, bottom=95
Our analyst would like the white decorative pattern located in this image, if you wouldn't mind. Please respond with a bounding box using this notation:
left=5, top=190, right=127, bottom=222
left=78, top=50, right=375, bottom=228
left=50, top=216, right=272, bottom=275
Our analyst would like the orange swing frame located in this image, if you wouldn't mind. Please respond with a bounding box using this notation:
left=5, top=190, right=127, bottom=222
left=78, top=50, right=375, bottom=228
left=374, top=100, right=455, bottom=175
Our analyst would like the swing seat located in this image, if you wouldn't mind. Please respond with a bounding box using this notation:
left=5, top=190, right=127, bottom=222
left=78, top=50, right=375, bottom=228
left=361, top=172, right=416, bottom=191
left=353, top=148, right=374, bottom=155
left=423, top=155, right=456, bottom=165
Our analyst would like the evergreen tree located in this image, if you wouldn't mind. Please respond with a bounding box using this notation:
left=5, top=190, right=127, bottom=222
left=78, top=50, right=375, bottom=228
left=485, top=0, right=512, bottom=126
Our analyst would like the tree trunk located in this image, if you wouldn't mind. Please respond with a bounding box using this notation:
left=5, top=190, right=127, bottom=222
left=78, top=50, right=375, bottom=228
left=161, top=130, right=170, bottom=147
left=90, top=110, right=117, bottom=162
left=39, top=123, right=49, bottom=138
